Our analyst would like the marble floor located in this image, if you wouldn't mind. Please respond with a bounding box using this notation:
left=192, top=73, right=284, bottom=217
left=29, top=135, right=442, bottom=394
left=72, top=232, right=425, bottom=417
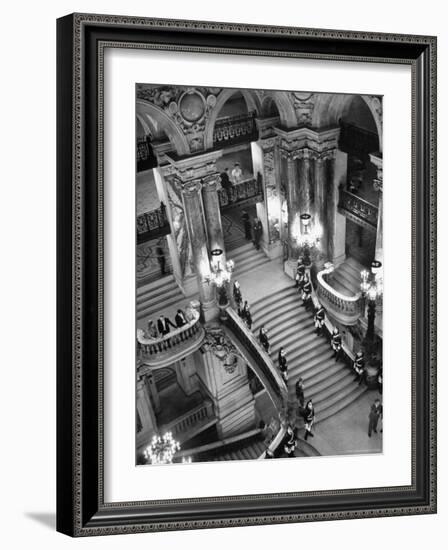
left=303, top=390, right=383, bottom=457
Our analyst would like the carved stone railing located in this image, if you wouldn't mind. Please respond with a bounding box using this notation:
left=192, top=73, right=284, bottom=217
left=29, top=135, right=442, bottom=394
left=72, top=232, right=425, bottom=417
left=218, top=176, right=264, bottom=210
left=161, top=400, right=215, bottom=441
left=137, top=310, right=205, bottom=369
left=309, top=270, right=356, bottom=367
left=213, top=111, right=258, bottom=146
left=136, top=136, right=157, bottom=172
left=222, top=307, right=288, bottom=417
left=316, top=267, right=363, bottom=326
left=136, top=202, right=170, bottom=244
left=338, top=189, right=378, bottom=230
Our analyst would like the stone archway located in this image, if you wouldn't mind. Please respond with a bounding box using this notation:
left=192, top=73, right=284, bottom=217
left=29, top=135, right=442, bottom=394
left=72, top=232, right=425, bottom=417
left=311, top=93, right=382, bottom=151
left=136, top=99, right=190, bottom=156
left=203, top=89, right=262, bottom=150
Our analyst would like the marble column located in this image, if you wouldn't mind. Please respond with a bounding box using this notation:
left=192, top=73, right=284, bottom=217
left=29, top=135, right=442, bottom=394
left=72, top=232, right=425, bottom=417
left=181, top=180, right=218, bottom=321
left=282, top=150, right=301, bottom=261
left=201, top=174, right=226, bottom=263
left=324, top=151, right=340, bottom=263
left=370, top=153, right=383, bottom=264
left=297, top=148, right=312, bottom=215
left=312, top=152, right=328, bottom=264
left=136, top=376, right=158, bottom=449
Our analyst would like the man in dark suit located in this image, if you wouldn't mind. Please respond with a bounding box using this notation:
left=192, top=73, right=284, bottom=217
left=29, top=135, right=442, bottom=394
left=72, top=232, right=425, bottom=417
left=157, top=315, right=176, bottom=336
left=253, top=217, right=263, bottom=250
left=220, top=167, right=232, bottom=200
left=174, top=309, right=187, bottom=328
left=368, top=399, right=383, bottom=437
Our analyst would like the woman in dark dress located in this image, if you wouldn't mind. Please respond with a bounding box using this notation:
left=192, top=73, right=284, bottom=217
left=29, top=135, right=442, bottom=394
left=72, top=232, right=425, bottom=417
left=259, top=326, right=270, bottom=353
left=302, top=399, right=315, bottom=440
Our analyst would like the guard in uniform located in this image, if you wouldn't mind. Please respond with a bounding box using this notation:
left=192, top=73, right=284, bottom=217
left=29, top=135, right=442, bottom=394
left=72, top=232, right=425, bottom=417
left=259, top=326, right=270, bottom=353
left=353, top=350, right=366, bottom=385
left=233, top=280, right=242, bottom=309
left=314, top=305, right=325, bottom=335
left=278, top=347, right=288, bottom=383
left=331, top=327, right=342, bottom=361
left=301, top=277, right=312, bottom=310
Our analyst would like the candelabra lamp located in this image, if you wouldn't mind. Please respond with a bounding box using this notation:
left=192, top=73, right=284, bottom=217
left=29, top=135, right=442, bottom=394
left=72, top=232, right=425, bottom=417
left=204, top=248, right=235, bottom=306
left=296, top=213, right=322, bottom=267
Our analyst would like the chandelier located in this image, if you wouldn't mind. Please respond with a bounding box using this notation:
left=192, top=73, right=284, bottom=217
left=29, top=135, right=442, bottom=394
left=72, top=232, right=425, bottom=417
left=204, top=248, right=234, bottom=288
left=143, top=432, right=181, bottom=465
left=360, top=260, right=383, bottom=301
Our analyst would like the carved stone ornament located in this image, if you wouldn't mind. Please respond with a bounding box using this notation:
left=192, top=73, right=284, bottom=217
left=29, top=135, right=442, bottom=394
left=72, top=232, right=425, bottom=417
left=202, top=326, right=243, bottom=373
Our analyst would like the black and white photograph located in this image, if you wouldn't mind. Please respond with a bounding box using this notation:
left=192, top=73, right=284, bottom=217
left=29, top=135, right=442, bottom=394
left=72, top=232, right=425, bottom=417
left=135, top=84, right=384, bottom=465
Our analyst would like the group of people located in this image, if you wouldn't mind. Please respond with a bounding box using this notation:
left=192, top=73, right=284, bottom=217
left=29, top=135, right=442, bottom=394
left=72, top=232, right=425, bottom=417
left=145, top=308, right=193, bottom=340
left=220, top=163, right=244, bottom=194
left=233, top=281, right=253, bottom=329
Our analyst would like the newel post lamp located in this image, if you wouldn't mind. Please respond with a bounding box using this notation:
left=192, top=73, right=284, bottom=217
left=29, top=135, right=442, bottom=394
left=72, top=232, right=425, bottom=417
left=204, top=248, right=235, bottom=308
left=360, top=260, right=383, bottom=341
left=297, top=213, right=322, bottom=267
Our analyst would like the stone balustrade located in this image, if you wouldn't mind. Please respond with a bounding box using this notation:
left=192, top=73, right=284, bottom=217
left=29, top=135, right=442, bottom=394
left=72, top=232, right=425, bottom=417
left=218, top=176, right=263, bottom=209
left=137, top=310, right=205, bottom=369
left=338, top=188, right=378, bottom=230
left=316, top=267, right=363, bottom=326
left=136, top=202, right=170, bottom=243
left=161, top=400, right=215, bottom=440
left=213, top=111, right=258, bottom=146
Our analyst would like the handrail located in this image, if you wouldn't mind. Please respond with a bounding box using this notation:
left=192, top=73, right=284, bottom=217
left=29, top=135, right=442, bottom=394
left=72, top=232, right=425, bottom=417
left=136, top=202, right=170, bottom=241
left=317, top=267, right=362, bottom=303
left=222, top=307, right=288, bottom=416
left=213, top=111, right=257, bottom=145
left=310, top=269, right=355, bottom=363
left=137, top=308, right=201, bottom=357
left=161, top=400, right=215, bottom=437
left=338, top=188, right=378, bottom=229
left=218, top=176, right=263, bottom=209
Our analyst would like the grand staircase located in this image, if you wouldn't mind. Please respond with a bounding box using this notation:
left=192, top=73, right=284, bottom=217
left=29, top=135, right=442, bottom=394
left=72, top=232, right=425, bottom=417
left=251, top=282, right=366, bottom=425
left=329, top=256, right=365, bottom=297
left=229, top=242, right=271, bottom=280
left=137, top=274, right=184, bottom=321
left=209, top=432, right=319, bottom=461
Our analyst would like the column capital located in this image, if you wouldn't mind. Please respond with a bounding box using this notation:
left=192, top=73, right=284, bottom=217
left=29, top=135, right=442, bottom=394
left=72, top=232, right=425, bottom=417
left=369, top=153, right=383, bottom=192
left=202, top=172, right=221, bottom=192
left=178, top=178, right=203, bottom=196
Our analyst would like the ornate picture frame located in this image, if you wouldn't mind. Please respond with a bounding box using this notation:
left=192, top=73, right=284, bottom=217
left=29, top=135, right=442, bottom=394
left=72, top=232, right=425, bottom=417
left=56, top=13, right=437, bottom=536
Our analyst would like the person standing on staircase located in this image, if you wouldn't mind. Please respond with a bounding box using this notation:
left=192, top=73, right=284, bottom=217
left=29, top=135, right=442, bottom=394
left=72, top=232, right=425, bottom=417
left=295, top=259, right=306, bottom=290
left=245, top=307, right=253, bottom=330
left=353, top=350, right=366, bottom=385
left=156, top=244, right=166, bottom=276
left=301, top=276, right=312, bottom=310
left=295, top=377, right=305, bottom=409
left=259, top=326, right=270, bottom=353
left=331, top=327, right=342, bottom=361
left=253, top=217, right=263, bottom=250
left=233, top=280, right=242, bottom=309
left=241, top=209, right=252, bottom=241
left=278, top=347, right=288, bottom=383
left=302, top=400, right=315, bottom=440
left=368, top=398, right=383, bottom=437
left=314, top=305, right=325, bottom=335
left=283, top=425, right=297, bottom=458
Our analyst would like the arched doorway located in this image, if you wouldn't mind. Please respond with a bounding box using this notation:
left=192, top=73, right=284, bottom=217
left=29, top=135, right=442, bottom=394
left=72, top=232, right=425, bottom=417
left=338, top=96, right=380, bottom=266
